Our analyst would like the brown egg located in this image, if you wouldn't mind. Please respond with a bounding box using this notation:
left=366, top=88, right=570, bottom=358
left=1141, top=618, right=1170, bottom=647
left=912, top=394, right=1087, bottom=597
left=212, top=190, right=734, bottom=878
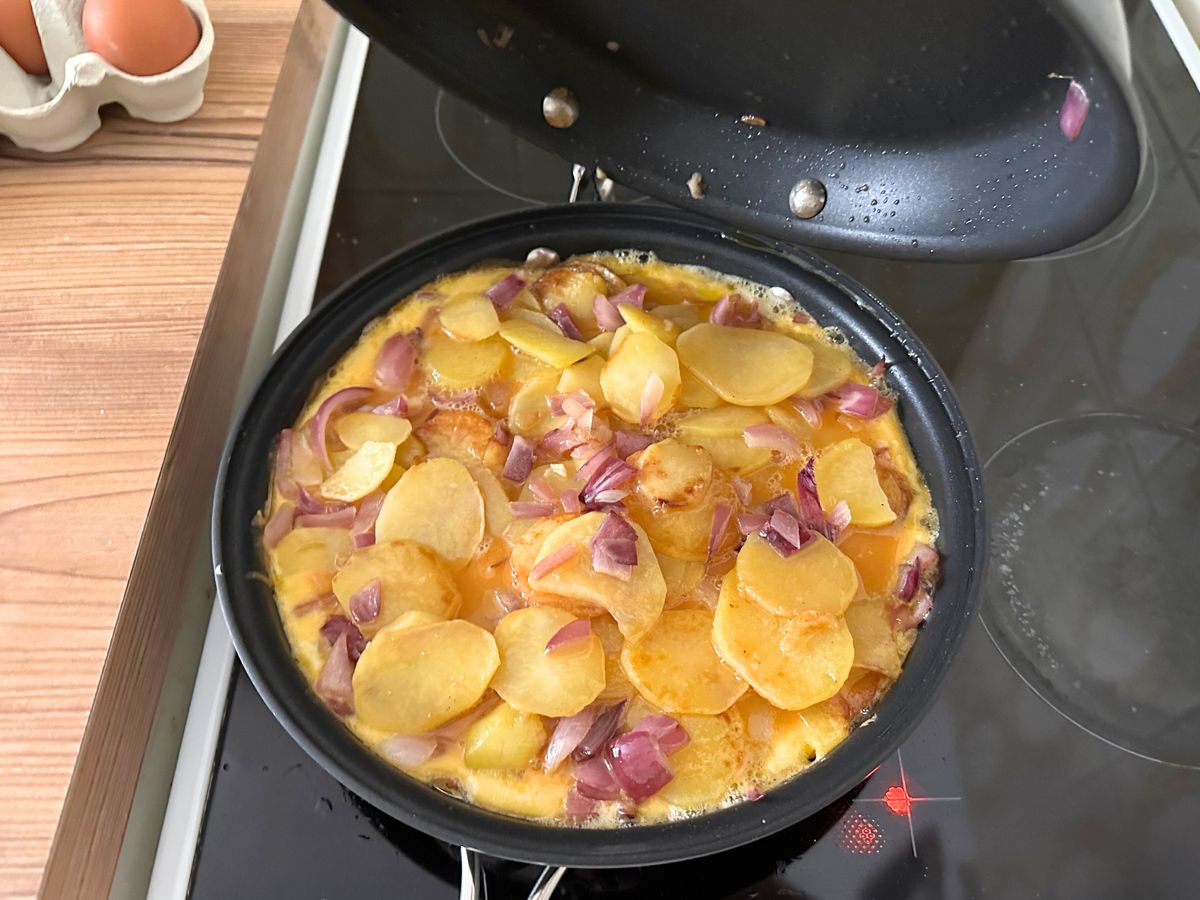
left=82, top=0, right=200, bottom=77
left=0, top=0, right=48, bottom=76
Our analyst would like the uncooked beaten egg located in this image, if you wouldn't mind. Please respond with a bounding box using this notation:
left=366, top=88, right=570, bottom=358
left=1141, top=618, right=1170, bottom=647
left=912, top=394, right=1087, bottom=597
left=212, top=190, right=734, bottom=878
left=82, top=0, right=199, bottom=77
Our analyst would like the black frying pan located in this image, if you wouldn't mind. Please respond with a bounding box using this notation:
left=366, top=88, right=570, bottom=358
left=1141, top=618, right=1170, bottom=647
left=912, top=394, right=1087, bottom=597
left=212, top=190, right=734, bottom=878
left=214, top=203, right=986, bottom=868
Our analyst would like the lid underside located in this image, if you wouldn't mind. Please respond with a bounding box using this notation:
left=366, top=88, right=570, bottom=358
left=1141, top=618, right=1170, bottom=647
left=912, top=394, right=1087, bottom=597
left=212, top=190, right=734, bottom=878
left=330, top=0, right=1141, bottom=261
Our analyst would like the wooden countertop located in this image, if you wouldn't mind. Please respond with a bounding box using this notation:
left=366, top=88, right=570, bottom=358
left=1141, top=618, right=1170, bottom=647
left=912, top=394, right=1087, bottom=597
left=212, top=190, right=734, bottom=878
left=0, top=1, right=302, bottom=895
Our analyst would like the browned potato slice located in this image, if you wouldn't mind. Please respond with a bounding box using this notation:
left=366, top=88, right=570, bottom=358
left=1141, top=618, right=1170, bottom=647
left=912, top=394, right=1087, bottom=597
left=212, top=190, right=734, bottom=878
left=627, top=475, right=737, bottom=562
left=422, top=333, right=507, bottom=390
left=319, top=440, right=398, bottom=502
left=813, top=438, right=896, bottom=527
left=335, top=412, right=413, bottom=450
left=759, top=699, right=851, bottom=782
left=713, top=574, right=854, bottom=709
left=678, top=369, right=722, bottom=409
left=531, top=266, right=606, bottom=336
left=271, top=527, right=353, bottom=577
left=735, top=532, right=858, bottom=617
left=527, top=512, right=666, bottom=642
left=844, top=596, right=902, bottom=677
left=415, top=409, right=496, bottom=466
left=375, top=458, right=485, bottom=568
left=439, top=296, right=501, bottom=341
left=676, top=406, right=772, bottom=474
left=331, top=540, right=461, bottom=636
left=462, top=701, right=547, bottom=770
left=492, top=607, right=606, bottom=717
left=620, top=609, right=747, bottom=715
left=593, top=616, right=634, bottom=701
left=498, top=319, right=595, bottom=369
left=353, top=619, right=499, bottom=733
left=676, top=324, right=814, bottom=406
left=792, top=335, right=853, bottom=398
left=600, top=331, right=681, bottom=424
left=508, top=514, right=599, bottom=615
left=632, top=438, right=712, bottom=507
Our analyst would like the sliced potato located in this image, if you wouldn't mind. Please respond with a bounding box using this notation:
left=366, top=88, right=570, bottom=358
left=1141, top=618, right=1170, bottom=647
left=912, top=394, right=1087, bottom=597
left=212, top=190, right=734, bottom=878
left=844, top=596, right=902, bottom=677
left=593, top=616, right=634, bottom=701
left=676, top=324, right=814, bottom=406
left=416, top=409, right=496, bottom=466
left=463, top=701, right=547, bottom=770
left=506, top=308, right=561, bottom=332
left=556, top=356, right=605, bottom=405
left=395, top=434, right=426, bottom=468
left=319, top=440, right=397, bottom=502
left=657, top=554, right=705, bottom=603
left=608, top=324, right=632, bottom=357
left=422, top=334, right=507, bottom=390
left=713, top=573, right=854, bottom=709
left=621, top=609, right=747, bottom=715
left=531, top=266, right=606, bottom=336
left=271, top=527, right=353, bottom=577
left=508, top=368, right=560, bottom=433
left=274, top=570, right=334, bottom=612
left=468, top=464, right=514, bottom=538
left=389, top=609, right=445, bottom=632
left=657, top=712, right=747, bottom=808
left=632, top=438, right=712, bottom=507
left=765, top=403, right=814, bottom=444
left=600, top=331, right=681, bottom=425
left=627, top=475, right=736, bottom=562
left=678, top=369, right=722, bottom=409
left=440, top=296, right=501, bottom=341
left=759, top=699, right=851, bottom=782
left=618, top=304, right=680, bottom=345
left=375, top=458, right=485, bottom=568
left=335, top=412, right=413, bottom=450
left=528, top=512, right=667, bottom=642
left=498, top=319, right=595, bottom=369
left=588, top=331, right=614, bottom=357
left=736, top=532, right=858, bottom=617
left=353, top=619, right=499, bottom=733
left=676, top=406, right=772, bottom=474
left=332, top=540, right=461, bottom=636
left=793, top=335, right=853, bottom=398
left=652, top=302, right=704, bottom=331
left=813, top=438, right=896, bottom=527
left=492, top=607, right=606, bottom=716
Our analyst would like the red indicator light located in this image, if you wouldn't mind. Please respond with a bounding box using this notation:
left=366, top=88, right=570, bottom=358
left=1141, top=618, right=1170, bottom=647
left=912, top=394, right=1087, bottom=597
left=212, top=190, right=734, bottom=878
left=838, top=810, right=884, bottom=854
left=883, top=784, right=911, bottom=816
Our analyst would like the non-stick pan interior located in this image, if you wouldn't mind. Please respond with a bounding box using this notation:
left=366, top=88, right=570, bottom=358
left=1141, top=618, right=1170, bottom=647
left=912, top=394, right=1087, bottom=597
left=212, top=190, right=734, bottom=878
left=215, top=203, right=986, bottom=867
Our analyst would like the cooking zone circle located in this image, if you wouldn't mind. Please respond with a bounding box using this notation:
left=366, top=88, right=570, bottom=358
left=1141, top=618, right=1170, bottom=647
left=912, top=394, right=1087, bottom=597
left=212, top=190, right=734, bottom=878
left=981, top=412, right=1200, bottom=769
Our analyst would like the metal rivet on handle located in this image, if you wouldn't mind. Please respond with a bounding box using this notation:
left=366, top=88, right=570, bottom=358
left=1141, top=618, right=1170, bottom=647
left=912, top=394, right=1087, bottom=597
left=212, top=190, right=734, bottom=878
left=788, top=178, right=827, bottom=219
left=543, top=87, right=579, bottom=128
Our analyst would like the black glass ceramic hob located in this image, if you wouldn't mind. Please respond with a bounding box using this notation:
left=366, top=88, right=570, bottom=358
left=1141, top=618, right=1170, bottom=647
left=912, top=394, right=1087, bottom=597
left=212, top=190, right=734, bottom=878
left=190, top=3, right=1200, bottom=896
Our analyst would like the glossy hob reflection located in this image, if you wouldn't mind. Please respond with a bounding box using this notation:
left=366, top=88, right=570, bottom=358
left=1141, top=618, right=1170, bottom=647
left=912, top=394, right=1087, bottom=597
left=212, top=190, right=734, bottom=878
left=195, top=2, right=1200, bottom=896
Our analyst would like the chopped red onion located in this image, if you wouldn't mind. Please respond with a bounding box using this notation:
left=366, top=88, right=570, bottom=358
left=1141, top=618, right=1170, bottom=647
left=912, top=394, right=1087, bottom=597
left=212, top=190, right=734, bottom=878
left=560, top=490, right=583, bottom=514
left=511, top=501, right=558, bottom=519
left=910, top=542, right=938, bottom=572
left=564, top=786, right=599, bottom=822
left=590, top=489, right=630, bottom=507
left=628, top=714, right=690, bottom=756
left=530, top=543, right=579, bottom=581
left=352, top=532, right=375, bottom=550
left=893, top=589, right=933, bottom=629
left=541, top=426, right=586, bottom=455
left=379, top=734, right=439, bottom=767
left=495, top=589, right=524, bottom=614
left=573, top=700, right=627, bottom=761
left=578, top=445, right=617, bottom=483
left=320, top=614, right=367, bottom=661
left=708, top=503, right=732, bottom=560
left=348, top=578, right=381, bottom=624
left=760, top=527, right=805, bottom=558
left=581, top=458, right=636, bottom=505
left=829, top=382, right=892, bottom=420
left=588, top=511, right=638, bottom=579
left=502, top=434, right=535, bottom=482
left=743, top=423, right=802, bottom=457
left=350, top=491, right=385, bottom=547
left=374, top=394, right=409, bottom=417
left=731, top=476, right=752, bottom=506
left=870, top=357, right=889, bottom=381
left=761, top=492, right=800, bottom=520
left=263, top=502, right=295, bottom=549
left=547, top=303, right=584, bottom=340
left=525, top=247, right=560, bottom=268
left=545, top=618, right=592, bottom=654
left=484, top=273, right=526, bottom=307
left=492, top=421, right=512, bottom=447
left=895, top=562, right=919, bottom=601
left=640, top=372, right=665, bottom=426
left=736, top=512, right=769, bottom=535
left=609, top=283, right=647, bottom=309
left=560, top=394, right=594, bottom=425
left=769, top=508, right=803, bottom=550
left=1059, top=78, right=1089, bottom=142
left=545, top=706, right=599, bottom=771
left=296, top=484, right=348, bottom=515
left=528, top=476, right=558, bottom=502
left=792, top=310, right=814, bottom=325
left=309, top=386, right=375, bottom=469
left=709, top=293, right=761, bottom=328
left=744, top=786, right=765, bottom=802
left=295, top=507, right=356, bottom=529
left=374, top=333, right=416, bottom=391
left=791, top=396, right=825, bottom=428
left=294, top=592, right=338, bottom=617
left=315, top=634, right=355, bottom=716
left=613, top=430, right=654, bottom=459
left=607, top=730, right=672, bottom=803
left=573, top=756, right=623, bottom=801
left=593, top=292, right=624, bottom=331
left=274, top=429, right=298, bottom=500
left=827, top=500, right=852, bottom=536
left=796, top=458, right=830, bottom=537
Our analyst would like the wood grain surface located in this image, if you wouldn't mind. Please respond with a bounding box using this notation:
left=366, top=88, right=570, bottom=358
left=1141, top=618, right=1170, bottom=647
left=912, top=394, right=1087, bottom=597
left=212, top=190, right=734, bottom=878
left=0, top=1, right=304, bottom=896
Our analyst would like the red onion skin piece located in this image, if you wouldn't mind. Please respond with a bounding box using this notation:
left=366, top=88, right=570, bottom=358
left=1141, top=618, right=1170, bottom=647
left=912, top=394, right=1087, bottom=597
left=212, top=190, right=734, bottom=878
left=560, top=490, right=583, bottom=514
left=296, top=484, right=347, bottom=515
left=263, top=502, right=295, bottom=549
left=607, top=730, right=673, bottom=802
left=895, top=562, right=919, bottom=601
left=769, top=508, right=804, bottom=550
left=573, top=756, right=623, bottom=801
left=743, top=423, right=802, bottom=457
left=796, top=457, right=834, bottom=539
left=529, top=543, right=579, bottom=581
left=309, top=386, right=375, bottom=470
left=528, top=476, right=558, bottom=502
left=708, top=503, right=732, bottom=560
left=827, top=500, right=852, bottom=538
left=588, top=512, right=638, bottom=563
left=613, top=430, right=654, bottom=459
left=502, top=434, right=535, bottom=482
left=484, top=273, right=526, bottom=307
left=541, top=426, right=586, bottom=456
left=348, top=578, right=381, bottom=624
left=593, top=293, right=624, bottom=331
left=1059, top=79, right=1089, bottom=142
left=829, top=382, right=892, bottom=420
left=736, top=512, right=769, bottom=535
left=791, top=396, right=824, bottom=428
left=315, top=634, right=355, bottom=716
left=564, top=786, right=600, bottom=822
left=610, top=283, right=647, bottom=309
left=577, top=445, right=617, bottom=483
left=545, top=617, right=592, bottom=653
left=379, top=734, right=439, bottom=767
left=320, top=615, right=367, bottom=661
left=573, top=700, right=627, bottom=762
left=511, top=501, right=558, bottom=519
left=548, top=303, right=584, bottom=340
left=374, top=332, right=416, bottom=391
left=581, top=458, right=636, bottom=505
left=709, top=293, right=760, bottom=328
left=351, top=491, right=385, bottom=545
left=545, top=706, right=599, bottom=771
left=628, top=714, right=690, bottom=756
left=761, top=526, right=807, bottom=558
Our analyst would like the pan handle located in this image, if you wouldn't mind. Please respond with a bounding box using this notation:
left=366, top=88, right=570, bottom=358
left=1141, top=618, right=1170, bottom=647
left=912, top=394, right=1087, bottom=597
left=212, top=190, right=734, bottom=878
left=458, top=847, right=569, bottom=900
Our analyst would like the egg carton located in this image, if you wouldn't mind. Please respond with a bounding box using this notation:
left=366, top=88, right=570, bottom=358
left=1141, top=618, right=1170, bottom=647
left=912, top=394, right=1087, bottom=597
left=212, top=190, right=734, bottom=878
left=0, top=0, right=212, bottom=152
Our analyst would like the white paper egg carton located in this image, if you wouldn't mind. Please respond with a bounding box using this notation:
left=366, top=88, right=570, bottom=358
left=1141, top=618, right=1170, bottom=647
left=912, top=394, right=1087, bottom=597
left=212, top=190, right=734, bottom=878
left=0, top=0, right=212, bottom=152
